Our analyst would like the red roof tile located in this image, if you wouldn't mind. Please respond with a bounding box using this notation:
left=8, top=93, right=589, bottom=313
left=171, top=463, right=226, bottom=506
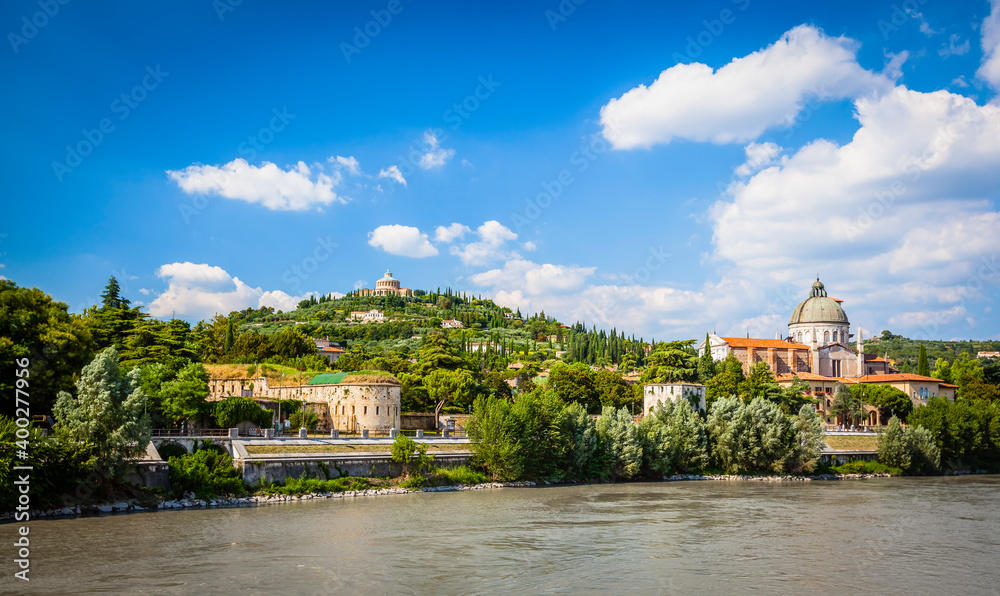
left=721, top=337, right=810, bottom=350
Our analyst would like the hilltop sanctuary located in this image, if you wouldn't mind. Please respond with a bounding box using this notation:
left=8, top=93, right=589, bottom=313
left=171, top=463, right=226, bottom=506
left=699, top=278, right=957, bottom=424
left=358, top=270, right=413, bottom=297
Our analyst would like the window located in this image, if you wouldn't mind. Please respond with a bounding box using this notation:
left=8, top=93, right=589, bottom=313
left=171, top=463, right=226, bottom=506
left=824, top=331, right=830, bottom=342
left=376, top=406, right=380, bottom=415
left=833, top=331, right=838, bottom=342
left=364, top=406, right=368, bottom=415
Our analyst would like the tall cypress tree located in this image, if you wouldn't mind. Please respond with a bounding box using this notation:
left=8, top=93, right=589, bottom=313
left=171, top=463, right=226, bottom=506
left=917, top=344, right=930, bottom=376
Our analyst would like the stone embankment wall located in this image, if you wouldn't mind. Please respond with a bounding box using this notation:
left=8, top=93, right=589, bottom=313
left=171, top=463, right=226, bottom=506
left=239, top=453, right=472, bottom=485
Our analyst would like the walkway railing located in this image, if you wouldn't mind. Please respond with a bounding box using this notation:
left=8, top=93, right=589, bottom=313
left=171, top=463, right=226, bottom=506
left=150, top=428, right=231, bottom=438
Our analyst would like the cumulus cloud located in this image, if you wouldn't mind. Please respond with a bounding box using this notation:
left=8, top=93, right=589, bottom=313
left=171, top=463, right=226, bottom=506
left=167, top=159, right=346, bottom=211
left=979, top=0, right=1000, bottom=89
left=332, top=155, right=362, bottom=175
left=434, top=222, right=471, bottom=243
left=599, top=25, right=895, bottom=148
left=378, top=165, right=407, bottom=186
left=449, top=220, right=519, bottom=266
left=735, top=142, right=782, bottom=177
left=469, top=259, right=596, bottom=296
left=418, top=131, right=455, bottom=170
left=939, top=34, right=971, bottom=58
left=368, top=225, right=439, bottom=258
left=148, top=262, right=315, bottom=319
left=708, top=86, right=1000, bottom=336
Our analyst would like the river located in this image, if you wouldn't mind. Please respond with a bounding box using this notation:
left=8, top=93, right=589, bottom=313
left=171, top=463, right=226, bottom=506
left=7, top=476, right=1000, bottom=595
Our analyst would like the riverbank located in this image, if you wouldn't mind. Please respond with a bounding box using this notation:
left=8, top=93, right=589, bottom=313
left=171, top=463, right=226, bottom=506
left=7, top=470, right=996, bottom=522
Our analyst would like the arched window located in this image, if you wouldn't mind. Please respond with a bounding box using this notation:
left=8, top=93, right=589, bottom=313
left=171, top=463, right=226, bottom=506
left=832, top=331, right=838, bottom=343
left=824, top=331, right=830, bottom=342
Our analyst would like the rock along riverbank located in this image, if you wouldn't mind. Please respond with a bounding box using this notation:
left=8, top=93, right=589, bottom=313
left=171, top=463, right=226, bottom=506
left=1, top=481, right=538, bottom=521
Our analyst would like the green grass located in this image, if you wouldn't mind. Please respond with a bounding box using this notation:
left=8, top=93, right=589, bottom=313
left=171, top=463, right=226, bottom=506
left=262, top=476, right=373, bottom=495
left=425, top=465, right=490, bottom=486
left=823, top=435, right=879, bottom=450
left=828, top=460, right=904, bottom=476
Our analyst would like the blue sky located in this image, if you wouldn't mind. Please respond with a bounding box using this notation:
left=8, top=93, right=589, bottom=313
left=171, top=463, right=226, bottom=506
left=3, top=0, right=999, bottom=342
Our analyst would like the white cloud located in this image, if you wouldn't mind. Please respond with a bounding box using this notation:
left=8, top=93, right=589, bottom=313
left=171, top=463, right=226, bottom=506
left=167, top=158, right=346, bottom=211
left=599, top=25, right=895, bottom=148
left=523, top=241, right=537, bottom=252
left=434, top=222, right=471, bottom=243
left=332, top=155, right=362, bottom=175
left=368, top=225, right=439, bottom=258
left=418, top=131, right=455, bottom=170
left=449, top=220, right=519, bottom=266
left=939, top=34, right=971, bottom=58
left=378, top=165, right=407, bottom=186
left=735, top=142, right=782, bottom=177
left=469, top=259, right=596, bottom=296
left=979, top=0, right=1000, bottom=89
left=148, top=262, right=315, bottom=319
left=707, top=86, right=1000, bottom=337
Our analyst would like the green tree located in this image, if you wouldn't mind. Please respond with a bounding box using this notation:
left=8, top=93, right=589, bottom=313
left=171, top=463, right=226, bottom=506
left=786, top=404, right=824, bottom=474
left=640, top=340, right=698, bottom=384
left=877, top=416, right=911, bottom=470
left=424, top=368, right=477, bottom=413
left=223, top=319, right=235, bottom=355
left=698, top=333, right=715, bottom=383
left=557, top=401, right=605, bottom=481
left=548, top=362, right=601, bottom=413
left=738, top=361, right=784, bottom=402
left=707, top=396, right=793, bottom=474
left=467, top=396, right=521, bottom=481
left=53, top=347, right=151, bottom=480
left=705, top=355, right=745, bottom=412
left=0, top=279, right=94, bottom=415
left=916, top=344, right=930, bottom=376
left=213, top=396, right=272, bottom=429
left=830, top=383, right=861, bottom=427
left=154, top=362, right=211, bottom=427
left=596, top=406, right=642, bottom=480
left=932, top=358, right=953, bottom=384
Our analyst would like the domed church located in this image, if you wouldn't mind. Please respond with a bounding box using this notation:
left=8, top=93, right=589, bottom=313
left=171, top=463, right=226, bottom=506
left=700, top=278, right=888, bottom=379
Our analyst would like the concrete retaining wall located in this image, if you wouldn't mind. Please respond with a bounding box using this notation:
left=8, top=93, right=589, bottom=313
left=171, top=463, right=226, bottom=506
left=238, top=453, right=472, bottom=485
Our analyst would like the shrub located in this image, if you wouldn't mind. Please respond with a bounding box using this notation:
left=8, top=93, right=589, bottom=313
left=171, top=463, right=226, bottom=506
left=167, top=448, right=246, bottom=499
left=265, top=476, right=371, bottom=495
left=596, top=406, right=642, bottom=480
left=213, top=396, right=272, bottom=429
left=289, top=410, right=319, bottom=431
left=829, top=460, right=904, bottom=476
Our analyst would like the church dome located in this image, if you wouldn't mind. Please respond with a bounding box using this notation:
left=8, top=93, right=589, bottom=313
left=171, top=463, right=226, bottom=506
left=788, top=279, right=849, bottom=325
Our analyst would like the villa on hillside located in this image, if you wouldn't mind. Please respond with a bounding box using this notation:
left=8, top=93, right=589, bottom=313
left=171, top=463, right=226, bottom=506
left=441, top=319, right=463, bottom=329
left=350, top=309, right=385, bottom=323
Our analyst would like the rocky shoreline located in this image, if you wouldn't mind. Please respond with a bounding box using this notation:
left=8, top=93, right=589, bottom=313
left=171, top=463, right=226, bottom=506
left=1, top=481, right=538, bottom=521
left=665, top=473, right=893, bottom=482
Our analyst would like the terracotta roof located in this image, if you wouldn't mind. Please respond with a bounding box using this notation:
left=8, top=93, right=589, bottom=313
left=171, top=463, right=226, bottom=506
left=863, top=354, right=886, bottom=362
left=856, top=374, right=950, bottom=385
left=320, top=346, right=345, bottom=353
left=777, top=373, right=858, bottom=383
left=721, top=337, right=810, bottom=350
